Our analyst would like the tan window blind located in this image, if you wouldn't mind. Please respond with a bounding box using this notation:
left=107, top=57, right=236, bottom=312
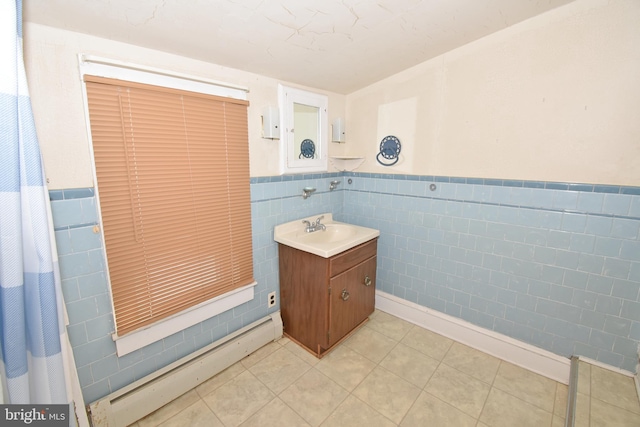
left=84, top=75, right=254, bottom=336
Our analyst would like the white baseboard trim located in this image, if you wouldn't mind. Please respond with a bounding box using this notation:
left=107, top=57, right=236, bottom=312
left=375, top=290, right=571, bottom=384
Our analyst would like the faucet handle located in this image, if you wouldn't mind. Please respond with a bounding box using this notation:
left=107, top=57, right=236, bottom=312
left=315, top=215, right=326, bottom=230
left=302, top=220, right=313, bottom=232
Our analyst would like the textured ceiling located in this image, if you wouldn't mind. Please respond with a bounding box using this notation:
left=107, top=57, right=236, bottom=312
left=23, top=0, right=575, bottom=94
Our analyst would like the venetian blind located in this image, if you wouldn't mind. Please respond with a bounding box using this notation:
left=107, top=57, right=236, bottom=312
left=84, top=75, right=254, bottom=336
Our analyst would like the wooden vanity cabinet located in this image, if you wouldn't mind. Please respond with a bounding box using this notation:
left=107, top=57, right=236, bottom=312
left=278, top=238, right=377, bottom=357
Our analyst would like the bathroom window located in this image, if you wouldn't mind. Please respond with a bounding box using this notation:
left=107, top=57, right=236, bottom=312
left=84, top=75, right=253, bottom=336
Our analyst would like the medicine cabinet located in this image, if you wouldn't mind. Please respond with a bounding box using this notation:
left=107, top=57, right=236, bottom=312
left=278, top=84, right=328, bottom=174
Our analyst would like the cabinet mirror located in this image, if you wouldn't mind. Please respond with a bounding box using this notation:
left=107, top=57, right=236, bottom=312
left=278, top=84, right=328, bottom=174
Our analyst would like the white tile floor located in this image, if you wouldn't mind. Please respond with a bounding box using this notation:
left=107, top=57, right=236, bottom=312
left=574, top=360, right=640, bottom=426
left=129, top=310, right=640, bottom=427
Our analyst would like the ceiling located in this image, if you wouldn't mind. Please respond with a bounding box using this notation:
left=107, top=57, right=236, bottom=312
left=23, top=0, right=575, bottom=94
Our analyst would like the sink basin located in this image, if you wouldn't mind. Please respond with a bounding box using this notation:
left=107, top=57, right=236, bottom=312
left=297, top=223, right=357, bottom=244
left=274, top=213, right=380, bottom=258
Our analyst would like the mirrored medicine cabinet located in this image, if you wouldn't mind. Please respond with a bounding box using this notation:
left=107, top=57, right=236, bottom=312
left=278, top=84, right=328, bottom=174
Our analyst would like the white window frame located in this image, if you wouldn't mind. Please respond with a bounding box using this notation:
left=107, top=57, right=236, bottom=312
left=78, top=55, right=255, bottom=356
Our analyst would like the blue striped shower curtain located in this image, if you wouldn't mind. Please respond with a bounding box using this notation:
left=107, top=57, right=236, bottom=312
left=0, top=0, right=71, bottom=406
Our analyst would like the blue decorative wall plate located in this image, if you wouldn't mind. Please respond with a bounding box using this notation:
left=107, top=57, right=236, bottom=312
left=376, top=135, right=401, bottom=166
left=299, top=139, right=316, bottom=159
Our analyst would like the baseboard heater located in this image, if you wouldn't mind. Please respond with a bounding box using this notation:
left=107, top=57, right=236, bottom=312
left=87, top=312, right=283, bottom=427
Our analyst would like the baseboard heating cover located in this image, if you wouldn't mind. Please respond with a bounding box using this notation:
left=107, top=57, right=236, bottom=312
left=88, top=312, right=283, bottom=427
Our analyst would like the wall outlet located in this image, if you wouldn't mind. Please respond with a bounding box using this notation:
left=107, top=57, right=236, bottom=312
left=267, top=291, right=276, bottom=308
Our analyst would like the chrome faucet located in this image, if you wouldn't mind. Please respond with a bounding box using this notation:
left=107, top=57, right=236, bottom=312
left=302, top=215, right=326, bottom=233
left=315, top=215, right=326, bottom=231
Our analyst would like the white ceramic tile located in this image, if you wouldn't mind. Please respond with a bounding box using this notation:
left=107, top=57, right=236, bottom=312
left=574, top=392, right=590, bottom=427
left=400, top=326, right=453, bottom=361
left=239, top=397, right=311, bottom=427
left=315, top=345, right=376, bottom=391
left=353, top=366, right=421, bottom=424
left=492, top=361, right=557, bottom=412
left=158, top=400, right=223, bottom=427
left=248, top=347, right=311, bottom=393
left=141, top=312, right=640, bottom=427
left=379, top=342, right=439, bottom=388
left=424, top=363, right=490, bottom=418
left=365, top=310, right=413, bottom=341
left=577, top=361, right=591, bottom=396
left=320, top=395, right=396, bottom=427
left=284, top=340, right=321, bottom=366
left=279, top=369, right=349, bottom=427
left=344, top=326, right=397, bottom=364
left=479, top=388, right=553, bottom=427
left=201, top=370, right=275, bottom=427
left=137, top=390, right=201, bottom=427
left=400, top=391, right=476, bottom=427
left=554, top=383, right=568, bottom=418
left=240, top=341, right=281, bottom=369
left=552, top=415, right=565, bottom=427
left=195, top=362, right=246, bottom=398
left=441, top=342, right=500, bottom=384
left=590, top=365, right=640, bottom=414
left=590, top=396, right=640, bottom=427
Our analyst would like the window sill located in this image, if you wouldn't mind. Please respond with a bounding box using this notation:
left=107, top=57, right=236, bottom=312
left=112, top=282, right=256, bottom=356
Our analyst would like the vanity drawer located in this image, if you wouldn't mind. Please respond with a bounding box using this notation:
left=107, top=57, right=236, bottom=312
left=329, top=238, right=377, bottom=277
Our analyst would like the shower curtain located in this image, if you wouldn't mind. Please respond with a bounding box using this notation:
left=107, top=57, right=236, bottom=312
left=1, top=1, right=86, bottom=424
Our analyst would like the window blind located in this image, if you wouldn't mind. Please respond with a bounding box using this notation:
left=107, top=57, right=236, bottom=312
left=84, top=75, right=253, bottom=336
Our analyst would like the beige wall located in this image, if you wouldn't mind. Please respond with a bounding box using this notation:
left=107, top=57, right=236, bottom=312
left=22, top=23, right=346, bottom=189
left=24, top=0, right=640, bottom=188
left=345, top=0, right=640, bottom=185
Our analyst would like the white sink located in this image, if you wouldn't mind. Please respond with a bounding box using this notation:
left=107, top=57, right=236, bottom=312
left=274, top=213, right=380, bottom=258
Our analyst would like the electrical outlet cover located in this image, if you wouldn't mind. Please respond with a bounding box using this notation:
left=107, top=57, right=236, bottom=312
left=268, top=291, right=276, bottom=308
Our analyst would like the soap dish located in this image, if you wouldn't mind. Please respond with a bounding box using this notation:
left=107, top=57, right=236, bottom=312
left=330, top=156, right=365, bottom=171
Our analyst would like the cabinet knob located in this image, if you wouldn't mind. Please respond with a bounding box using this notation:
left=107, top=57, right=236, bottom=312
left=363, top=276, right=372, bottom=287
left=341, top=289, right=350, bottom=301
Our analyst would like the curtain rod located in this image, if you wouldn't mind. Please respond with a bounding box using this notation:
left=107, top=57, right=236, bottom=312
left=80, top=54, right=250, bottom=93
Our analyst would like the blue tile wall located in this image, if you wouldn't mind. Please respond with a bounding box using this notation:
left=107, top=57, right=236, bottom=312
left=52, top=172, right=640, bottom=403
left=50, top=173, right=342, bottom=403
left=341, top=173, right=640, bottom=371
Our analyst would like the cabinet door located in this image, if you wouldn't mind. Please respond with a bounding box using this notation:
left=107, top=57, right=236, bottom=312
left=327, top=256, right=376, bottom=347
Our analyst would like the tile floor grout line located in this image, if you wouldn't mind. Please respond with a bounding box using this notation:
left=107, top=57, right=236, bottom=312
left=351, top=323, right=407, bottom=426
left=475, top=359, right=503, bottom=425
left=267, top=343, right=320, bottom=427
left=351, top=320, right=420, bottom=426
left=245, top=360, right=304, bottom=426
left=350, top=394, right=399, bottom=427
left=312, top=366, right=351, bottom=427
left=134, top=311, right=640, bottom=427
